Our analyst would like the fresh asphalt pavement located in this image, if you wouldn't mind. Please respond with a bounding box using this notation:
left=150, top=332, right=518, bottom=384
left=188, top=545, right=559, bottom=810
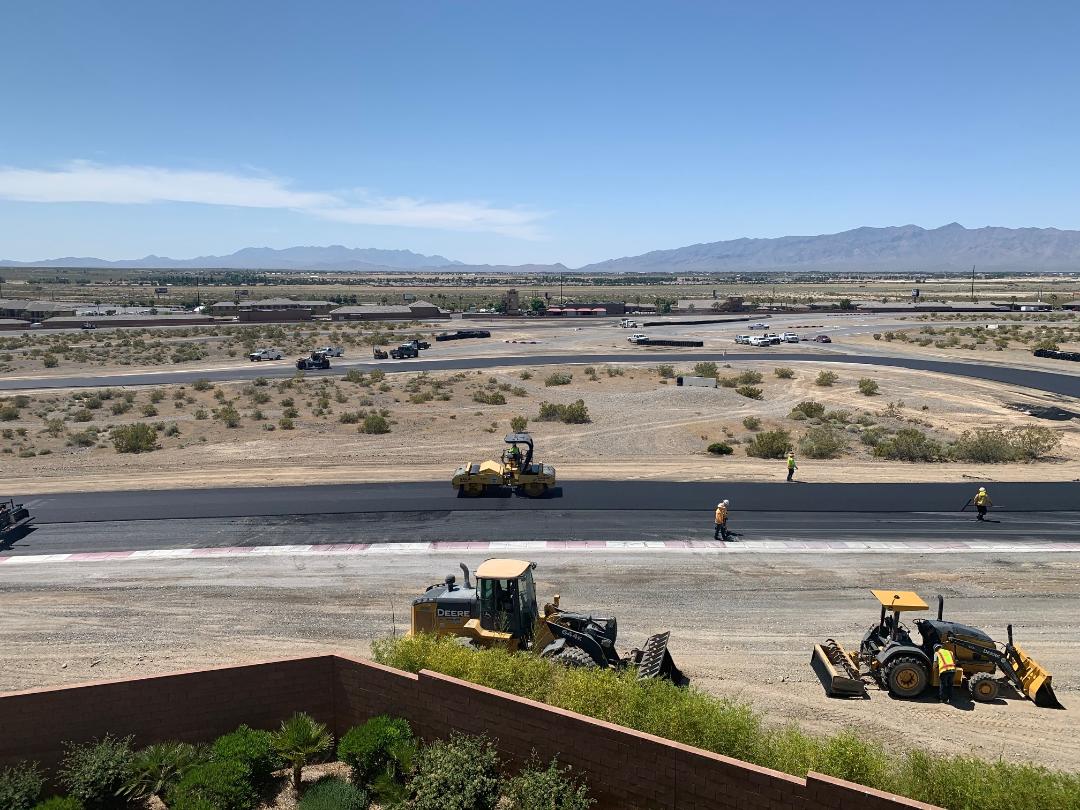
left=5, top=480, right=1079, bottom=555
left=3, top=351, right=1080, bottom=396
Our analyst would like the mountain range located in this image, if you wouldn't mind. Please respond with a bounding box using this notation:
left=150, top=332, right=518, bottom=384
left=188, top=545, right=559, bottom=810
left=5, top=224, right=1080, bottom=273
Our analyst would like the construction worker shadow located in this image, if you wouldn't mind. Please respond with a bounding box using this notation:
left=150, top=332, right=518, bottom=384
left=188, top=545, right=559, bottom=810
left=0, top=524, right=36, bottom=553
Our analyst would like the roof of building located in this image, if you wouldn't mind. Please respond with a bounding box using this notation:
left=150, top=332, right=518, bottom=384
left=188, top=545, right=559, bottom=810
left=409, top=300, right=438, bottom=309
left=211, top=298, right=332, bottom=308
left=330, top=305, right=414, bottom=315
left=0, top=299, right=76, bottom=311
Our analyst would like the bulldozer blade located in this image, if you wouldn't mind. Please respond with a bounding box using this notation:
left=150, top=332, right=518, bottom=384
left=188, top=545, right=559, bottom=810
left=812, top=640, right=867, bottom=698
left=1011, top=642, right=1065, bottom=709
left=635, top=631, right=689, bottom=686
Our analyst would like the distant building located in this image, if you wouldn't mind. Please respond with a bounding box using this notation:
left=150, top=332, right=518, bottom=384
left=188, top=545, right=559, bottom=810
left=544, top=301, right=626, bottom=317
left=0, top=299, right=78, bottom=321
left=329, top=300, right=445, bottom=322
left=208, top=298, right=334, bottom=317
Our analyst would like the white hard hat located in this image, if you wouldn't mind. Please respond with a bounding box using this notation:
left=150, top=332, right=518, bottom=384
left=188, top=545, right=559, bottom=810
left=722, top=499, right=730, bottom=506
left=979, top=486, right=986, bottom=492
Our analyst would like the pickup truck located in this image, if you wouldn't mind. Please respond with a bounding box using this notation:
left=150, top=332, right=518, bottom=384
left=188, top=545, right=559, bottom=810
left=628, top=333, right=649, bottom=344
left=781, top=332, right=799, bottom=343
left=390, top=343, right=419, bottom=359
left=249, top=348, right=284, bottom=361
left=619, top=319, right=640, bottom=328
left=405, top=339, right=430, bottom=350
left=749, top=322, right=769, bottom=330
left=734, top=334, right=751, bottom=344
left=761, top=333, right=782, bottom=345
left=316, top=346, right=344, bottom=357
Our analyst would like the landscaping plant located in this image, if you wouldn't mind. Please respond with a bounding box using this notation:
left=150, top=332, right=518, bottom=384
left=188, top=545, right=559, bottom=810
left=0, top=762, right=44, bottom=810
left=58, top=735, right=135, bottom=810
left=505, top=755, right=595, bottom=810
left=407, top=733, right=502, bottom=810
left=273, top=712, right=332, bottom=792
left=298, top=777, right=369, bottom=810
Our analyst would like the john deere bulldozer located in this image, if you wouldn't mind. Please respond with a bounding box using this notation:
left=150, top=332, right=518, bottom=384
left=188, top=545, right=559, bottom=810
left=812, top=589, right=1063, bottom=708
left=451, top=433, right=556, bottom=498
left=411, top=558, right=688, bottom=685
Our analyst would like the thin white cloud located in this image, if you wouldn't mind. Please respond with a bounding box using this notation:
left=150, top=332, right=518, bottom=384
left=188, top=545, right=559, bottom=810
left=0, top=161, right=546, bottom=238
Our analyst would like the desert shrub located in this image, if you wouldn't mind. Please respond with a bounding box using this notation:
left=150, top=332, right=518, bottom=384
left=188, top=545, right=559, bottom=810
left=59, top=735, right=135, bottom=810
left=604, top=366, right=624, bottom=377
left=773, top=367, right=795, bottom=379
left=473, top=391, right=507, bottom=405
left=504, top=756, right=594, bottom=810
left=736, top=370, right=763, bottom=385
left=707, top=442, right=733, bottom=456
left=716, top=376, right=738, bottom=388
left=43, top=418, right=66, bottom=437
left=68, top=430, right=98, bottom=447
left=510, top=415, right=528, bottom=432
left=110, top=423, right=158, bottom=454
left=149, top=389, right=165, bottom=403
left=32, top=798, right=83, bottom=810
left=790, top=400, right=825, bottom=419
left=167, top=760, right=256, bottom=810
left=360, top=413, right=391, bottom=434
left=544, top=371, right=573, bottom=387
left=343, top=369, right=366, bottom=384
left=298, top=777, right=369, bottom=810
left=655, top=364, right=675, bottom=379
left=744, top=429, right=791, bottom=459
left=43, top=354, right=59, bottom=368
left=951, top=426, right=1063, bottom=463
left=693, top=361, right=718, bottom=378
left=1033, top=338, right=1059, bottom=351
left=278, top=417, right=295, bottom=430
left=71, top=409, right=93, bottom=423
left=339, top=411, right=360, bottom=424
left=338, top=715, right=414, bottom=786
left=873, top=333, right=882, bottom=340
left=742, top=416, right=762, bottom=431
left=537, top=400, right=590, bottom=424
left=860, top=426, right=888, bottom=446
left=0, top=762, right=44, bottom=810
left=0, top=404, right=20, bottom=421
left=141, top=404, right=158, bottom=417
left=109, top=401, right=132, bottom=416
left=735, top=385, right=762, bottom=400
left=215, top=405, right=241, bottom=428
left=211, top=726, right=278, bottom=786
left=798, top=426, right=848, bottom=459
left=815, top=370, right=838, bottom=387
left=123, top=742, right=204, bottom=803
left=407, top=733, right=501, bottom=810
left=519, top=370, right=533, bottom=380
left=873, top=428, right=946, bottom=462
left=192, top=378, right=213, bottom=391
left=858, top=378, right=880, bottom=396
left=1010, top=426, right=1063, bottom=460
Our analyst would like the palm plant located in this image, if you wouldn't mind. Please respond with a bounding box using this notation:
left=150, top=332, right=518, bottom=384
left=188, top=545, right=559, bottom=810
left=121, top=741, right=204, bottom=802
left=272, top=712, right=332, bottom=792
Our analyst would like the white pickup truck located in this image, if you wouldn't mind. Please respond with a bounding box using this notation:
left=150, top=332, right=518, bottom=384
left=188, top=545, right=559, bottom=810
left=248, top=348, right=284, bottom=361
left=628, top=333, right=649, bottom=344
left=316, top=346, right=345, bottom=357
left=781, top=332, right=799, bottom=343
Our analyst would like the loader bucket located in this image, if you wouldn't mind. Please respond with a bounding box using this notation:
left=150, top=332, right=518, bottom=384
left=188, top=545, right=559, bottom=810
left=1011, top=642, right=1064, bottom=709
left=634, top=631, right=690, bottom=687
left=812, top=639, right=867, bottom=698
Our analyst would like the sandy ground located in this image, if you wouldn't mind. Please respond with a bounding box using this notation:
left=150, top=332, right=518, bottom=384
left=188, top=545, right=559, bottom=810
left=1, top=550, right=1076, bottom=771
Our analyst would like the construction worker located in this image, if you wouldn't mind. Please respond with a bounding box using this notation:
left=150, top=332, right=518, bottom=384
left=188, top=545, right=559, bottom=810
left=786, top=452, right=797, bottom=482
left=934, top=643, right=958, bottom=703
left=972, top=487, right=992, bottom=521
left=714, top=500, right=731, bottom=540
left=507, top=443, right=522, bottom=469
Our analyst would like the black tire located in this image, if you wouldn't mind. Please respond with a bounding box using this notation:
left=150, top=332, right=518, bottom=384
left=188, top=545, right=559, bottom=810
left=968, top=672, right=1000, bottom=702
left=552, top=646, right=598, bottom=669
left=884, top=655, right=929, bottom=699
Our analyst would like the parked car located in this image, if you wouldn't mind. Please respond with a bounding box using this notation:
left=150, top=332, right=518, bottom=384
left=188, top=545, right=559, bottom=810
left=249, top=348, right=284, bottom=361
left=296, top=351, right=331, bottom=370
left=317, top=346, right=344, bottom=357
left=782, top=332, right=799, bottom=343
left=734, top=334, right=751, bottom=344
left=814, top=334, right=833, bottom=343
left=749, top=336, right=771, bottom=347
left=749, top=322, right=769, bottom=329
left=628, top=333, right=649, bottom=344
left=81, top=322, right=97, bottom=330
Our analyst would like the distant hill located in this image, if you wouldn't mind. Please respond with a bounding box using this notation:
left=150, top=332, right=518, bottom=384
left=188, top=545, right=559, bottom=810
left=577, top=223, right=1080, bottom=273
left=0, top=245, right=460, bottom=271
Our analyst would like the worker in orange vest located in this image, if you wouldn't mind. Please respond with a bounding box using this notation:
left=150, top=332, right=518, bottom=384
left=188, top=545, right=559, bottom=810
left=934, top=643, right=958, bottom=703
left=714, top=500, right=731, bottom=541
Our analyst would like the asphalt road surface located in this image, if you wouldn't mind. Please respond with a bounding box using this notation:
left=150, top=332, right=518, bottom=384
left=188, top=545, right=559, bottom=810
left=6, top=481, right=1079, bottom=555
left=4, top=352, right=1080, bottom=396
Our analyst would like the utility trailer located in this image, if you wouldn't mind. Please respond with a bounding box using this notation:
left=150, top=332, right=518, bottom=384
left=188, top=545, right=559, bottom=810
left=634, top=338, right=704, bottom=347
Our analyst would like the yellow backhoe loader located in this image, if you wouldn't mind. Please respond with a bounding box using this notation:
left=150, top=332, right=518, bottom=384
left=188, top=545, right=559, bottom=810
left=411, top=558, right=688, bottom=685
left=812, top=589, right=1063, bottom=708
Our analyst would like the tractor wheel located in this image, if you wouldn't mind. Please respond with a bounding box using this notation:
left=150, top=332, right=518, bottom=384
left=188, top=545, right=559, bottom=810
left=523, top=482, right=547, bottom=498
left=968, top=672, right=1000, bottom=702
left=460, top=482, right=485, bottom=497
left=884, top=655, right=929, bottom=699
left=552, top=646, right=598, bottom=669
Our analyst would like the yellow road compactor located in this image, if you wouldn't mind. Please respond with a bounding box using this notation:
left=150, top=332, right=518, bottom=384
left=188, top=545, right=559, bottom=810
left=812, top=589, right=1063, bottom=708
left=451, top=432, right=556, bottom=497
left=411, top=558, right=688, bottom=685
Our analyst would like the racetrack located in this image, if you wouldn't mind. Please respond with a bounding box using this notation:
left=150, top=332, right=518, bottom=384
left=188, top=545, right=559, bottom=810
left=4, top=351, right=1080, bottom=396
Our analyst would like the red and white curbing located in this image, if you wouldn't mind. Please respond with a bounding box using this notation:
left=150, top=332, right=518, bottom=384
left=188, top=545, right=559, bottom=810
left=2, top=538, right=1080, bottom=566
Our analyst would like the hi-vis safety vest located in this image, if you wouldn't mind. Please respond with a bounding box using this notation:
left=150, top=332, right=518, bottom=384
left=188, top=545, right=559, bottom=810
left=935, top=648, right=957, bottom=672
left=974, top=491, right=989, bottom=506
left=787, top=456, right=796, bottom=469
left=715, top=506, right=728, bottom=523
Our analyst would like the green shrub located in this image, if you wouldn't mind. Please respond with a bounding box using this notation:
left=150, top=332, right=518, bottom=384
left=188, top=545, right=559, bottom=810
left=1010, top=425, right=1063, bottom=460
left=656, top=364, right=675, bottom=379
left=338, top=715, right=414, bottom=786
left=71, top=409, right=93, bottom=423
left=43, top=354, right=59, bottom=368
left=544, top=371, right=573, bottom=387
left=360, top=413, right=391, bottom=434
left=716, top=375, right=738, bottom=388
left=604, top=366, right=624, bottom=377
left=858, top=378, right=880, bottom=396
left=773, top=367, right=795, bottom=379
left=505, top=756, right=594, bottom=810
left=791, top=400, right=825, bottom=419
left=519, top=370, right=533, bottom=380
left=0, top=762, right=44, bottom=810
left=860, top=426, right=888, bottom=447
left=339, top=411, right=360, bottom=424
left=873, top=428, right=946, bottom=462
left=299, top=777, right=369, bottom=810
left=510, top=415, right=528, bottom=432
left=742, top=416, right=762, bottom=431
left=736, top=370, right=763, bottom=385
left=279, top=417, right=295, bottom=430
left=798, top=426, right=847, bottom=459
left=343, top=369, right=366, bottom=384
left=141, top=404, right=158, bottom=417
left=59, top=735, right=135, bottom=810
left=693, top=361, right=718, bottom=378
left=167, top=760, right=257, bottom=810
left=149, top=389, right=166, bottom=403
left=536, top=400, right=590, bottom=424
left=815, top=370, right=838, bottom=387
left=407, top=733, right=501, bottom=810
left=123, top=742, right=204, bottom=802
left=473, top=391, right=507, bottom=405
left=744, top=429, right=791, bottom=459
left=211, top=725, right=279, bottom=786
left=273, top=713, right=332, bottom=792
left=735, top=385, right=762, bottom=400
left=110, top=423, right=158, bottom=454
left=192, top=378, right=213, bottom=391
left=69, top=429, right=97, bottom=447
left=109, top=401, right=131, bottom=416
left=0, top=404, right=19, bottom=421
left=215, top=405, right=241, bottom=428
left=707, top=442, right=733, bottom=456
left=32, top=798, right=83, bottom=810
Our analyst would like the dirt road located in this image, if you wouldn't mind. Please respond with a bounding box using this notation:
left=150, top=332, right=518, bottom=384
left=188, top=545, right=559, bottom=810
left=1, top=550, right=1076, bottom=771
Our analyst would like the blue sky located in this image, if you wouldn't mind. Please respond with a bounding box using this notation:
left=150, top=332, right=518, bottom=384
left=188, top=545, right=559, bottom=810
left=2, top=1, right=1078, bottom=266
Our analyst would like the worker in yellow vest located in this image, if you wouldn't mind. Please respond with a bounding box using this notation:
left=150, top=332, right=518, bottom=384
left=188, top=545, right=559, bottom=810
left=714, top=500, right=731, bottom=541
left=934, top=643, right=958, bottom=703
left=786, top=452, right=797, bottom=482
left=971, top=487, right=992, bottom=521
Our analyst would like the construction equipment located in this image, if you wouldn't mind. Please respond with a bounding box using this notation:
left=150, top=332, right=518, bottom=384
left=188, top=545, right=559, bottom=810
left=0, top=498, right=33, bottom=541
left=372, top=347, right=389, bottom=359
left=451, top=432, right=556, bottom=498
left=812, top=589, right=1063, bottom=708
left=411, top=558, right=688, bottom=685
left=296, top=350, right=331, bottom=370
